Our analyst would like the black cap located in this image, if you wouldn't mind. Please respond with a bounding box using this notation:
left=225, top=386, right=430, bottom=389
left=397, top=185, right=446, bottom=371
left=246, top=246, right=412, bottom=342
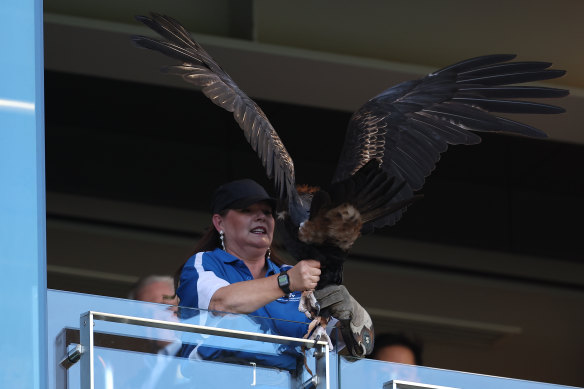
left=211, top=179, right=277, bottom=214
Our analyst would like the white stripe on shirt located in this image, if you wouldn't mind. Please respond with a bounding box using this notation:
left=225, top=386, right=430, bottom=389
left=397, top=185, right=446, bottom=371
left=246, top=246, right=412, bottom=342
left=194, top=251, right=230, bottom=309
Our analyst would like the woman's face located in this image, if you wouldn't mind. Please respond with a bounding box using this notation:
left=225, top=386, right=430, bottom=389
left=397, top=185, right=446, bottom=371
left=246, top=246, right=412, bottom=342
left=215, top=201, right=275, bottom=259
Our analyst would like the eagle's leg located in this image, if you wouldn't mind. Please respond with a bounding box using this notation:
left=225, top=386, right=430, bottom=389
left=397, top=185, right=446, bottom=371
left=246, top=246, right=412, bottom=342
left=299, top=290, right=334, bottom=351
left=303, top=315, right=333, bottom=348
left=299, top=290, right=320, bottom=318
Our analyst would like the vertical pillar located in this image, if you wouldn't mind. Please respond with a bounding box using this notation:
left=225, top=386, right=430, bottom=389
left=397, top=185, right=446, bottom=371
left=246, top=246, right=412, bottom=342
left=0, top=0, right=47, bottom=387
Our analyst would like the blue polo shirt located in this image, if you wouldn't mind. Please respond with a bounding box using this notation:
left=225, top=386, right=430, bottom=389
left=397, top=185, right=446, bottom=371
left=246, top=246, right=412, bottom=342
left=176, top=248, right=311, bottom=370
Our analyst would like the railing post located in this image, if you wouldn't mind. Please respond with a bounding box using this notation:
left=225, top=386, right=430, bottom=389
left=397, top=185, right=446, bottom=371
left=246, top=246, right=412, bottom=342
left=79, top=312, right=95, bottom=389
left=314, top=343, right=329, bottom=389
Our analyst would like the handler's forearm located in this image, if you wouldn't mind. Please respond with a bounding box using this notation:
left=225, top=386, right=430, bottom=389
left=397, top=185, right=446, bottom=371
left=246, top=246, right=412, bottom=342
left=208, top=274, right=285, bottom=314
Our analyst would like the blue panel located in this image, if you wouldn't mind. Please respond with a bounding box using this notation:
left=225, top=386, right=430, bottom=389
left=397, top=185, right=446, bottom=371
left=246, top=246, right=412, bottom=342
left=338, top=356, right=579, bottom=389
left=0, top=0, right=46, bottom=388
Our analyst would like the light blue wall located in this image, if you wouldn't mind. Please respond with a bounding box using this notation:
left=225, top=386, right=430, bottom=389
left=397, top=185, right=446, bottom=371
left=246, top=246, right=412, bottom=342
left=0, top=0, right=47, bottom=388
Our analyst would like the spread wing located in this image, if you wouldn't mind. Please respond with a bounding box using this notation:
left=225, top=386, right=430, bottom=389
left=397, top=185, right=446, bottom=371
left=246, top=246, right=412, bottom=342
left=132, top=13, right=306, bottom=223
left=333, top=54, right=569, bottom=232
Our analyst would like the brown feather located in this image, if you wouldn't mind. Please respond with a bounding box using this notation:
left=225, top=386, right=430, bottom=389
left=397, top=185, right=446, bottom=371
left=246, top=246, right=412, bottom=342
left=298, top=204, right=362, bottom=250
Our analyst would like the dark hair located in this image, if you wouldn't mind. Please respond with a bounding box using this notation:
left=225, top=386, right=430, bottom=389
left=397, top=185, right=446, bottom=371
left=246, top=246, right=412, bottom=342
left=370, top=332, right=424, bottom=365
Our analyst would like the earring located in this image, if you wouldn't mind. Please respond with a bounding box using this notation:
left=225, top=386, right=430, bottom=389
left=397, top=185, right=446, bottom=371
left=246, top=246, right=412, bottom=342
left=266, top=248, right=271, bottom=258
left=219, top=230, right=225, bottom=251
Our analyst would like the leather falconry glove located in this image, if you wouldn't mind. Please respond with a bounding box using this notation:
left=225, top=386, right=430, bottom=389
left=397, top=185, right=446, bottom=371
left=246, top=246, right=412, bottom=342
left=313, top=285, right=374, bottom=357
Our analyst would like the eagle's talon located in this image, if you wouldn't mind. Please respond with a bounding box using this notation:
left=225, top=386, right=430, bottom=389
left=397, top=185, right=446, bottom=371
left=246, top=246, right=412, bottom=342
left=299, top=290, right=320, bottom=319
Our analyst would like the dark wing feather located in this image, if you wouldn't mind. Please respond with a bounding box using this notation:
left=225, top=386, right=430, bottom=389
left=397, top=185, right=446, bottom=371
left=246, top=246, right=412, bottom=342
left=333, top=54, right=568, bottom=232
left=132, top=13, right=306, bottom=224
left=458, top=86, right=569, bottom=99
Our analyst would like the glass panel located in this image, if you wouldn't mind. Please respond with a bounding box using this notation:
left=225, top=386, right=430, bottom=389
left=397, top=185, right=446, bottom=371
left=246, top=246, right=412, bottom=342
left=338, top=356, right=580, bottom=389
left=63, top=345, right=298, bottom=389
left=90, top=347, right=293, bottom=389
left=50, top=288, right=582, bottom=389
left=48, top=289, right=325, bottom=389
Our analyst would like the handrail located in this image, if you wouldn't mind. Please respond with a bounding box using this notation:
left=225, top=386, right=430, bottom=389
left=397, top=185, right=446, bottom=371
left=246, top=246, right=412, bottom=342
left=79, top=310, right=329, bottom=389
left=385, top=380, right=459, bottom=389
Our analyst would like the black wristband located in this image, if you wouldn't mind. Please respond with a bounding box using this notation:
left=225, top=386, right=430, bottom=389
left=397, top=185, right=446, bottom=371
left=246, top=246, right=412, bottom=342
left=277, top=270, right=291, bottom=294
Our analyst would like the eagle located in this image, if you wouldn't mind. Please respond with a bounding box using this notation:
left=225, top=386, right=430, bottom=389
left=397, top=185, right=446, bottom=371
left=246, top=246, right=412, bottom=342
left=132, top=13, right=568, bottom=354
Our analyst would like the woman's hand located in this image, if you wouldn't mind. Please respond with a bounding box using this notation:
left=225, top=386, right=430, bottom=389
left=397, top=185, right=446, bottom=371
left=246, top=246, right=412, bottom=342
left=288, top=259, right=321, bottom=292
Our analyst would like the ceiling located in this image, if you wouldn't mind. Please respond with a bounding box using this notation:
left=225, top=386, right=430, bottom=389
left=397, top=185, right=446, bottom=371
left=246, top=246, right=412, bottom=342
left=44, top=0, right=584, bottom=145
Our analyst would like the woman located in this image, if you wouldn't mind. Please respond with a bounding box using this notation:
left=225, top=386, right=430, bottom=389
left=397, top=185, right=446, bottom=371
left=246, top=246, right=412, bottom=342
left=176, top=179, right=323, bottom=368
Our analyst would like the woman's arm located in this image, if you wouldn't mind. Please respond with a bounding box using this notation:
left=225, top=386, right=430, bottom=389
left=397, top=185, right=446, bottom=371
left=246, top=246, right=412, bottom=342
left=209, top=259, right=321, bottom=314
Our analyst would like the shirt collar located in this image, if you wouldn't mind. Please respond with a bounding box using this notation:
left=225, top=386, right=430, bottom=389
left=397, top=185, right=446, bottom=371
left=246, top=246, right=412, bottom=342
left=212, top=247, right=240, bottom=264
left=212, top=248, right=281, bottom=276
left=265, top=258, right=281, bottom=276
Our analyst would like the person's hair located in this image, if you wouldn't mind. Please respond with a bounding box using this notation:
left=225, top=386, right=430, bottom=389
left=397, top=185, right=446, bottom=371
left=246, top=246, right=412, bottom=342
left=370, top=332, right=424, bottom=365
left=128, top=274, right=175, bottom=300
left=172, top=209, right=286, bottom=293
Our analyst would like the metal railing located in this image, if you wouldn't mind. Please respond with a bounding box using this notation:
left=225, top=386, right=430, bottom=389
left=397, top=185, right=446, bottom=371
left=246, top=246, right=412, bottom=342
left=76, top=311, right=330, bottom=389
